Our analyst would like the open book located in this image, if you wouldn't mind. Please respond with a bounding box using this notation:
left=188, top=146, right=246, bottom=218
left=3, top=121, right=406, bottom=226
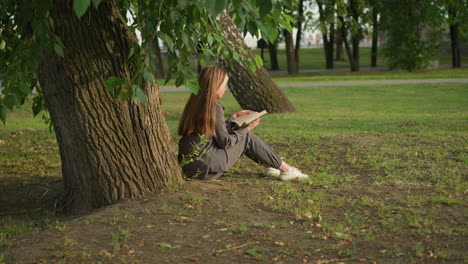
left=231, top=110, right=268, bottom=129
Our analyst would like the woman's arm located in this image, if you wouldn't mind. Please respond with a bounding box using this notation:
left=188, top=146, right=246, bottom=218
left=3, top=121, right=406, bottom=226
left=213, top=103, right=248, bottom=149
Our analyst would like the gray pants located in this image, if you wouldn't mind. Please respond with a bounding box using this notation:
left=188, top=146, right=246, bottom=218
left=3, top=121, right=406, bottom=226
left=202, top=132, right=282, bottom=180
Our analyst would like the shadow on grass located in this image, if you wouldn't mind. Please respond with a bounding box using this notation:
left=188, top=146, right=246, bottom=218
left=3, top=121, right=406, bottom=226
left=0, top=175, right=63, bottom=219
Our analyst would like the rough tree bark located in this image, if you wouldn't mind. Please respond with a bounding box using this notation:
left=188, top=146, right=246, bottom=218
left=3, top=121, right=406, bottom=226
left=218, top=12, right=295, bottom=113
left=448, top=8, right=461, bottom=68
left=268, top=40, right=280, bottom=70
left=37, top=0, right=183, bottom=213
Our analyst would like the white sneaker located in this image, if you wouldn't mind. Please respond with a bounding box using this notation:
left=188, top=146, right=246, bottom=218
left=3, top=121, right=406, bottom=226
left=279, top=167, right=309, bottom=181
left=263, top=167, right=281, bottom=177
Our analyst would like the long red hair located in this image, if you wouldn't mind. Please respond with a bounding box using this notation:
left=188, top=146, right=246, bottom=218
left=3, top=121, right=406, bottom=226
left=178, top=66, right=227, bottom=137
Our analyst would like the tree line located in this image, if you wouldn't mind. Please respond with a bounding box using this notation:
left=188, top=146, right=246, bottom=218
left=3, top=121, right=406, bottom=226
left=253, top=0, right=467, bottom=73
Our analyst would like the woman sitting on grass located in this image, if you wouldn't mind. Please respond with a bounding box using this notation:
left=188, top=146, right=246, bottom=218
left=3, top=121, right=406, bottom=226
left=178, top=65, right=308, bottom=181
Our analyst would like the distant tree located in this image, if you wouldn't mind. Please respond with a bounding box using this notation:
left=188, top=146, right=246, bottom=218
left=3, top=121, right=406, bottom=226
left=147, top=28, right=165, bottom=79
left=316, top=0, right=336, bottom=69
left=380, top=0, right=443, bottom=71
left=268, top=39, right=280, bottom=70
left=439, top=0, right=468, bottom=68
left=335, top=36, right=345, bottom=61
left=258, top=39, right=268, bottom=61
left=283, top=0, right=304, bottom=74
left=367, top=0, right=382, bottom=67
left=337, top=0, right=365, bottom=72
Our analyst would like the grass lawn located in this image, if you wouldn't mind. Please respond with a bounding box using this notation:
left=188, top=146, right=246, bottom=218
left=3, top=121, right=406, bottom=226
left=0, top=80, right=467, bottom=263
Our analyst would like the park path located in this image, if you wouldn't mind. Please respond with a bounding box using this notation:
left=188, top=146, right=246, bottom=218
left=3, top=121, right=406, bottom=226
left=160, top=63, right=468, bottom=92
left=159, top=78, right=468, bottom=93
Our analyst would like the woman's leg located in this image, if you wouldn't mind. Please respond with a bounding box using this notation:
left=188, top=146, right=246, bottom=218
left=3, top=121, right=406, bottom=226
left=205, top=132, right=289, bottom=180
left=243, top=132, right=283, bottom=169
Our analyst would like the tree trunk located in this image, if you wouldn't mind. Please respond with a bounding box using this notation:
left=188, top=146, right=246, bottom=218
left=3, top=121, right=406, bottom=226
left=335, top=35, right=345, bottom=61
left=352, top=34, right=360, bottom=71
left=339, top=18, right=358, bottom=72
left=268, top=40, right=280, bottom=70
left=323, top=29, right=335, bottom=69
left=37, top=0, right=183, bottom=213
left=283, top=29, right=298, bottom=74
left=317, top=0, right=335, bottom=69
left=449, top=9, right=461, bottom=68
left=218, top=12, right=295, bottom=113
left=349, top=0, right=361, bottom=72
left=371, top=8, right=379, bottom=67
left=294, top=0, right=304, bottom=72
left=148, top=37, right=165, bottom=79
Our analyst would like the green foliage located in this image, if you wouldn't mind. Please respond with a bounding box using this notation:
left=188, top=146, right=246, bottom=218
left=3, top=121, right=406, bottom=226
left=179, top=135, right=211, bottom=179
left=0, top=0, right=53, bottom=124
left=0, top=0, right=293, bottom=122
left=380, top=0, right=444, bottom=71
left=122, top=0, right=293, bottom=96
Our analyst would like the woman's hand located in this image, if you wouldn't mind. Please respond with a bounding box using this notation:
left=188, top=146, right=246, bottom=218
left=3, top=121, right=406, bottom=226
left=232, top=110, right=252, bottom=119
left=247, top=118, right=260, bottom=131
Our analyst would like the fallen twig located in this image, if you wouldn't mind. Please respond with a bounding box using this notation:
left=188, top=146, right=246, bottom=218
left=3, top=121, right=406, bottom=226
left=213, top=241, right=261, bottom=254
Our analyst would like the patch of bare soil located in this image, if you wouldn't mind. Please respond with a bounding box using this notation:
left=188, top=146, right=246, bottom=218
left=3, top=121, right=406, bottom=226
left=3, top=178, right=332, bottom=263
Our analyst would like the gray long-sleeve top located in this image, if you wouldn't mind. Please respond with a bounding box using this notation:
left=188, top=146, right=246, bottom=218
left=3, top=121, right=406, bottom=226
left=178, top=102, right=248, bottom=179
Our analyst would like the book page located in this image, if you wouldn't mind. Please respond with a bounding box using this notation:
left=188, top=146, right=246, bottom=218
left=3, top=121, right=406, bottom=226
left=232, top=110, right=268, bottom=128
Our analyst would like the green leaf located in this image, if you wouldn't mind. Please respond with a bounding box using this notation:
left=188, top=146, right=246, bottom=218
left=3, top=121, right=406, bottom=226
left=158, top=243, right=172, bottom=248
left=143, top=69, right=154, bottom=83
left=244, top=248, right=263, bottom=256
left=206, top=0, right=227, bottom=18
left=246, top=21, right=258, bottom=36
left=259, top=0, right=273, bottom=18
left=132, top=85, right=148, bottom=106
left=0, top=40, right=5, bottom=50
left=186, top=80, right=199, bottom=94
left=248, top=59, right=257, bottom=73
left=91, top=0, right=102, bottom=8
left=106, top=76, right=125, bottom=91
left=128, top=47, right=135, bottom=59
left=175, top=75, right=184, bottom=87
left=3, top=95, right=20, bottom=110
left=254, top=55, right=263, bottom=68
left=181, top=32, right=189, bottom=47
left=233, top=51, right=240, bottom=63
left=54, top=42, right=64, bottom=58
left=207, top=34, right=214, bottom=46
left=73, top=0, right=91, bottom=19
left=268, top=28, right=279, bottom=43
left=32, top=96, right=44, bottom=116
left=158, top=32, right=174, bottom=50
left=0, top=106, right=6, bottom=124
left=202, top=48, right=215, bottom=57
